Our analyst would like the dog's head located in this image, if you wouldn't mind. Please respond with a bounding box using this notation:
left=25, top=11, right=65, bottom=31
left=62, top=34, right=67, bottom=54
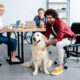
left=32, top=32, right=47, bottom=45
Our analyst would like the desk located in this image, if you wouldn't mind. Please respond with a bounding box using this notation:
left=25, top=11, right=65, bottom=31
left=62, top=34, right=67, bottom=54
left=5, top=28, right=46, bottom=32
left=5, top=28, right=46, bottom=64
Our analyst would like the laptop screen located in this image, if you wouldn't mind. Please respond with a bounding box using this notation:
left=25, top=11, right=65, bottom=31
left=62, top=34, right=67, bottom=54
left=15, top=20, right=20, bottom=29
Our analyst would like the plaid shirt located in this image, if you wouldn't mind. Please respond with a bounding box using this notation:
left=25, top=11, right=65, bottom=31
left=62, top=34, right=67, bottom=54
left=34, top=15, right=47, bottom=28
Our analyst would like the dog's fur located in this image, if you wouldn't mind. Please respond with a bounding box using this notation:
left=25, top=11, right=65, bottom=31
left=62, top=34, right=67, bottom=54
left=22, top=32, right=52, bottom=75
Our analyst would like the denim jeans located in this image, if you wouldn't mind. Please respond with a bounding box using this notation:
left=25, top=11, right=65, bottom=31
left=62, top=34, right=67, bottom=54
left=0, top=34, right=17, bottom=52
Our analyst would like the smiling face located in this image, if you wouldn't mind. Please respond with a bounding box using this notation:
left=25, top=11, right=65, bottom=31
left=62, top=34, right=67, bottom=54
left=0, top=10, right=4, bottom=16
left=46, top=15, right=55, bottom=24
left=32, top=32, right=42, bottom=45
left=38, top=10, right=44, bottom=20
left=32, top=32, right=47, bottom=45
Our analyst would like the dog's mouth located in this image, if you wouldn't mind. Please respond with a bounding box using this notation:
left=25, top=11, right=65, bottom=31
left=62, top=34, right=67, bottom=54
left=33, top=40, right=40, bottom=45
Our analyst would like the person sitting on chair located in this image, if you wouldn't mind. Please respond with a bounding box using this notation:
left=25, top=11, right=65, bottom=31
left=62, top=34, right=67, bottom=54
left=34, top=8, right=47, bottom=28
left=0, top=4, right=19, bottom=62
left=30, top=8, right=47, bottom=44
left=42, top=9, right=76, bottom=75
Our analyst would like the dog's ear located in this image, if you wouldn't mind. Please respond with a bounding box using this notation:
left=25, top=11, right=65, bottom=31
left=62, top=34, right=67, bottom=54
left=42, top=35, right=47, bottom=42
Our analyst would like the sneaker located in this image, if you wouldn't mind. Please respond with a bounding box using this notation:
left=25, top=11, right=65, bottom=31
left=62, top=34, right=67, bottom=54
left=51, top=67, right=63, bottom=76
left=12, top=58, right=20, bottom=62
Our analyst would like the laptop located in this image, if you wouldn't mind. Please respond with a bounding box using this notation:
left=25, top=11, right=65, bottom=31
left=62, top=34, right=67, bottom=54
left=25, top=21, right=36, bottom=28
left=15, top=20, right=20, bottom=29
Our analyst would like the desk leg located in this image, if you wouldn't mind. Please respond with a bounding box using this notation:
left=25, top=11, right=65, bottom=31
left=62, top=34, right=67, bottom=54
left=7, top=32, right=11, bottom=63
left=7, top=32, right=24, bottom=64
left=21, top=32, right=24, bottom=62
left=17, top=32, right=20, bottom=58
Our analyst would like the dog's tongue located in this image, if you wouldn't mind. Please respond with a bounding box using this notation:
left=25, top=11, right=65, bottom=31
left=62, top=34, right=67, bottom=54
left=33, top=41, right=37, bottom=45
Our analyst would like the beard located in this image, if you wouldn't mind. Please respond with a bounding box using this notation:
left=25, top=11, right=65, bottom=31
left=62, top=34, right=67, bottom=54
left=47, top=21, right=54, bottom=25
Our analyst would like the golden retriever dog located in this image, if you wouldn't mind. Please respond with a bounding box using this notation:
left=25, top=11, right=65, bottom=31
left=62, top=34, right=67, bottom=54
left=22, top=32, right=52, bottom=75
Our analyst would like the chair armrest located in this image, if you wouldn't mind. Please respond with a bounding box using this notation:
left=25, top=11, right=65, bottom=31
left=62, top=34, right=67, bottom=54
left=71, top=34, right=80, bottom=45
left=75, top=34, right=80, bottom=36
left=64, top=34, right=80, bottom=48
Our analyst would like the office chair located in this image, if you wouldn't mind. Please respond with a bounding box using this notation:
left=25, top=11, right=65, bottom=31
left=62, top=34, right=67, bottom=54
left=0, top=43, right=3, bottom=66
left=63, top=23, right=80, bottom=69
left=54, top=23, right=80, bottom=69
left=0, top=59, right=2, bottom=66
left=0, top=41, right=7, bottom=66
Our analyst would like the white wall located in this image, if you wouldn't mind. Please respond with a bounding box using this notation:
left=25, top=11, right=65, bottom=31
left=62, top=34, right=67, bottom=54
left=70, top=0, right=80, bottom=25
left=0, top=0, right=47, bottom=25
left=0, top=0, right=80, bottom=26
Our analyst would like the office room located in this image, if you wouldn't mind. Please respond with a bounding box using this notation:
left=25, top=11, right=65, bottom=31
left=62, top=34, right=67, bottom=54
left=0, top=0, right=80, bottom=80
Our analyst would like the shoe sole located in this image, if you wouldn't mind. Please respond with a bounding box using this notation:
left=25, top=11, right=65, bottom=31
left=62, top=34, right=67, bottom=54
left=51, top=70, right=63, bottom=76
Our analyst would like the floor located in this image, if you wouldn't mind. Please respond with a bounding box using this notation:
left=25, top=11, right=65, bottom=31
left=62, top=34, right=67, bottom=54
left=0, top=43, right=80, bottom=80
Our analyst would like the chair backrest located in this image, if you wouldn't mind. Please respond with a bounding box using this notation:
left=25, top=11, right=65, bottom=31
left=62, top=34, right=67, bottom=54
left=15, top=20, right=20, bottom=29
left=71, top=23, right=80, bottom=34
left=71, top=23, right=80, bottom=43
left=25, top=21, right=36, bottom=28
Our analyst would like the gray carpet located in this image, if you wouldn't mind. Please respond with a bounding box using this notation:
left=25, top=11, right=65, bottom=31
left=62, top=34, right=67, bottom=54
left=0, top=43, right=80, bottom=80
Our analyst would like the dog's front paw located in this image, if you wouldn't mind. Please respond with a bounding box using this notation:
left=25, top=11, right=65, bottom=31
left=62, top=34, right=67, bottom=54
left=33, top=71, right=37, bottom=76
left=44, top=70, right=49, bottom=75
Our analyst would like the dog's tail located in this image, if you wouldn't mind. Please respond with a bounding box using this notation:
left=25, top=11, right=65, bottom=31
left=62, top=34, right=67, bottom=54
left=21, top=60, right=33, bottom=67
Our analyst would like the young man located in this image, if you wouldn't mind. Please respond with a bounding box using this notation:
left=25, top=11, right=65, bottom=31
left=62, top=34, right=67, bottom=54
left=0, top=4, right=19, bottom=62
left=34, top=8, right=47, bottom=27
left=43, top=9, right=76, bottom=75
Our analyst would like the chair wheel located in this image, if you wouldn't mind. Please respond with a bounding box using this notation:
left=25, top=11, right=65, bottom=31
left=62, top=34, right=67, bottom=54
left=54, top=61, right=57, bottom=64
left=64, top=66, right=68, bottom=69
left=49, top=51, right=52, bottom=54
left=0, top=63, right=2, bottom=66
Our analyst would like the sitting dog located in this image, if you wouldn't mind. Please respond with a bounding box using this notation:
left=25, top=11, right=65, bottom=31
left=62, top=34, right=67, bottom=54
left=22, top=32, right=52, bottom=75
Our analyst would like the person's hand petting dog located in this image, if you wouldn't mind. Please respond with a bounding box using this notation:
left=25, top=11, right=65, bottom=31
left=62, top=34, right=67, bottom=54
left=42, top=42, right=48, bottom=51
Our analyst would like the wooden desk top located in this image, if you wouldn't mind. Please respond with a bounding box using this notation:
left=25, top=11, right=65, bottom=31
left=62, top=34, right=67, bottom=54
left=4, top=28, right=46, bottom=32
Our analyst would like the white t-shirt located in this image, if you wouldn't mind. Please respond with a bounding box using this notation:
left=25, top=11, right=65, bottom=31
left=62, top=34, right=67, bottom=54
left=0, top=17, right=3, bottom=33
left=0, top=17, right=3, bottom=28
left=51, top=26, right=57, bottom=37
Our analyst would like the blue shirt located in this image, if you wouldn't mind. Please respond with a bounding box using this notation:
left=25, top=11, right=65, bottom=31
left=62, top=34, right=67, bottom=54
left=34, top=15, right=47, bottom=28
